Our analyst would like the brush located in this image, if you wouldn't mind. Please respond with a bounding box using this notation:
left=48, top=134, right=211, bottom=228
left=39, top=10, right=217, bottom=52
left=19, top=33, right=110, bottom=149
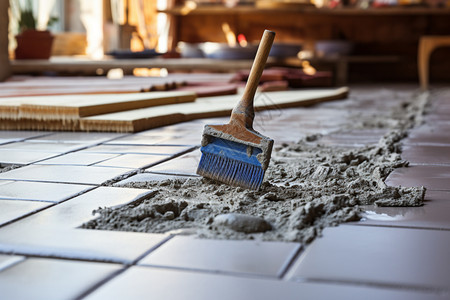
left=196, top=30, right=275, bottom=190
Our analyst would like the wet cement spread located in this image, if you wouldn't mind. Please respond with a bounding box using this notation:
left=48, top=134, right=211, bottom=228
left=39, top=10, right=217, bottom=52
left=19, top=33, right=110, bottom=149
left=82, top=88, right=428, bottom=243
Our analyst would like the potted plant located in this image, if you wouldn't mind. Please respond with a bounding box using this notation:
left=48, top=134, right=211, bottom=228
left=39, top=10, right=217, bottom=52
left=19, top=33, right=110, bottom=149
left=11, top=0, right=58, bottom=59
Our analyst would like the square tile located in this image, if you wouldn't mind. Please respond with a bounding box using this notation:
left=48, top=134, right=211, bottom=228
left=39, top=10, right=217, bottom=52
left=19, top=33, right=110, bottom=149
left=0, top=226, right=168, bottom=263
left=286, top=225, right=450, bottom=290
left=404, top=124, right=450, bottom=146
left=0, top=254, right=24, bottom=272
left=16, top=187, right=154, bottom=228
left=358, top=190, right=450, bottom=230
left=385, top=165, right=450, bottom=191
left=0, top=165, right=133, bottom=185
left=85, top=266, right=447, bottom=300
left=0, top=141, right=86, bottom=153
left=37, top=152, right=121, bottom=166
left=401, top=144, right=450, bottom=166
left=139, top=236, right=301, bottom=277
left=0, top=187, right=169, bottom=263
left=83, top=144, right=194, bottom=156
left=0, top=199, right=51, bottom=226
left=146, top=150, right=201, bottom=176
left=0, top=150, right=60, bottom=165
left=95, top=154, right=171, bottom=169
left=0, top=181, right=93, bottom=202
left=0, top=257, right=122, bottom=300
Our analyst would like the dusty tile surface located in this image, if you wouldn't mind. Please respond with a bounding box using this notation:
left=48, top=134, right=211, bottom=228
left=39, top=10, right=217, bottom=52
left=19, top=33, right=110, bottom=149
left=286, top=225, right=450, bottom=291
left=84, top=266, right=447, bottom=300
left=139, top=236, right=301, bottom=277
left=0, top=258, right=122, bottom=300
left=0, top=165, right=133, bottom=185
left=0, top=199, right=51, bottom=226
left=0, top=181, right=92, bottom=202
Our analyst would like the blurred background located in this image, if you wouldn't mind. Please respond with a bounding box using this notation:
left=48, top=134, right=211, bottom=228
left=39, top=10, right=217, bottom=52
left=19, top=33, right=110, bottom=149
left=4, top=0, right=450, bottom=83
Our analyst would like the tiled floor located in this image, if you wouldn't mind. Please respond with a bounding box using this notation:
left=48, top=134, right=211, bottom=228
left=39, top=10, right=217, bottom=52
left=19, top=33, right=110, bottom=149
left=0, top=85, right=449, bottom=299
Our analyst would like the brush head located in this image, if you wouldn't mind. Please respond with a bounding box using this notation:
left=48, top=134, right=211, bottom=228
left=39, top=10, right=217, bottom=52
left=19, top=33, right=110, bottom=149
left=197, top=124, right=273, bottom=190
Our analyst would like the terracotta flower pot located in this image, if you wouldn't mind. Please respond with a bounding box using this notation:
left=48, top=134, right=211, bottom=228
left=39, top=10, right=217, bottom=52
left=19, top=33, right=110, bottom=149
left=15, top=29, right=54, bottom=60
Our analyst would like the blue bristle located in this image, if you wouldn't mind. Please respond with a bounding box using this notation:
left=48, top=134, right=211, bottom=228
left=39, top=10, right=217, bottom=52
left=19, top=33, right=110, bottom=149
left=197, top=137, right=266, bottom=190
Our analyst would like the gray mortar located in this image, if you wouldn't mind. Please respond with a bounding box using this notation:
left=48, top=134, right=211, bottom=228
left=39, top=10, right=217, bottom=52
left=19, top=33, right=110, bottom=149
left=0, top=164, right=21, bottom=173
left=82, top=88, right=428, bottom=244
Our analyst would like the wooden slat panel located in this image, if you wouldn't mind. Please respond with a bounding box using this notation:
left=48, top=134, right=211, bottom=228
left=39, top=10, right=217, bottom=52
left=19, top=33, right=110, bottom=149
left=80, top=88, right=349, bottom=132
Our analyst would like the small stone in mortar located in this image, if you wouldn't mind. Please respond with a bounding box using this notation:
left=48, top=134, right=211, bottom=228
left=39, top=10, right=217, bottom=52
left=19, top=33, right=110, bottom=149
left=213, top=213, right=272, bottom=233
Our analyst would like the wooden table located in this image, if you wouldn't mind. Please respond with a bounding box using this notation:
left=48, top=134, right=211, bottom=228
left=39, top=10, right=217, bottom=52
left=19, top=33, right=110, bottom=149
left=11, top=55, right=400, bottom=85
left=11, top=57, right=256, bottom=75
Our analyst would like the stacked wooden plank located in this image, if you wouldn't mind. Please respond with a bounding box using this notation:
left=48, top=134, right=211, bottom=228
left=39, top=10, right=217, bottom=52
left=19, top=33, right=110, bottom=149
left=0, top=74, right=236, bottom=98
left=0, top=91, right=197, bottom=131
left=0, top=75, right=349, bottom=133
left=0, top=87, right=349, bottom=132
left=80, top=87, right=349, bottom=132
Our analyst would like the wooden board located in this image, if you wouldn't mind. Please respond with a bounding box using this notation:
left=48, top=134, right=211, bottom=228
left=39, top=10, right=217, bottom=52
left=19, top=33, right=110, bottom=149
left=0, top=91, right=196, bottom=122
left=79, top=87, right=349, bottom=132
left=0, top=74, right=236, bottom=98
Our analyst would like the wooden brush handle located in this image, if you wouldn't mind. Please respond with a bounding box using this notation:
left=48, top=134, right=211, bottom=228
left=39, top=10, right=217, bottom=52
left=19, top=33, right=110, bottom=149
left=230, top=30, right=275, bottom=128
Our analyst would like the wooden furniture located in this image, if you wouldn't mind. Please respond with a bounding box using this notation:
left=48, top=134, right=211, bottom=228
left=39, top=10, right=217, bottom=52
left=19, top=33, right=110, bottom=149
left=0, top=0, right=10, bottom=82
left=11, top=55, right=399, bottom=85
left=11, top=57, right=255, bottom=75
left=160, top=4, right=450, bottom=83
left=280, top=55, right=400, bottom=85
left=418, top=36, right=450, bottom=90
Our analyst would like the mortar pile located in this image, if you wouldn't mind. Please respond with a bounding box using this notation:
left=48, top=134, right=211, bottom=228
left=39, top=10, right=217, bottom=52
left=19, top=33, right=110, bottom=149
left=83, top=89, right=428, bottom=244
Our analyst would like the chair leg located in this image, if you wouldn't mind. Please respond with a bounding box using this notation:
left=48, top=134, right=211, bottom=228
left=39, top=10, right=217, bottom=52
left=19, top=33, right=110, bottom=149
left=418, top=38, right=433, bottom=90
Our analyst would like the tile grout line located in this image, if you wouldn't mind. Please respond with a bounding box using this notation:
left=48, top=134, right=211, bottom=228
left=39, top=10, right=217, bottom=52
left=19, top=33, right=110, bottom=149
left=74, top=234, right=176, bottom=300
left=136, top=263, right=281, bottom=280
left=100, top=146, right=199, bottom=186
left=22, top=133, right=139, bottom=166
left=0, top=197, right=56, bottom=203
left=277, top=243, right=304, bottom=279
left=293, top=277, right=450, bottom=296
left=0, top=185, right=98, bottom=229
